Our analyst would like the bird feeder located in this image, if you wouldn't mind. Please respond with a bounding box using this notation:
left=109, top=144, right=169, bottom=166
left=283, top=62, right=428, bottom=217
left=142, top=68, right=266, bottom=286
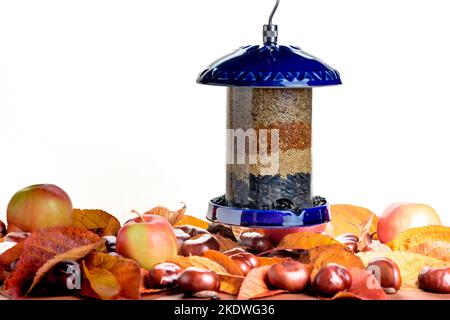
left=197, top=0, right=341, bottom=238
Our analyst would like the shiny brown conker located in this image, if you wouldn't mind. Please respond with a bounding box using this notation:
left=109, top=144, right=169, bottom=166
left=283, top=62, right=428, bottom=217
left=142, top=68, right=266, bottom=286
left=176, top=225, right=209, bottom=237
left=335, top=233, right=359, bottom=253
left=418, top=267, right=450, bottom=294
left=102, top=235, right=117, bottom=253
left=174, top=228, right=191, bottom=250
left=367, top=258, right=402, bottom=294
left=0, top=220, right=6, bottom=237
left=313, top=263, right=352, bottom=297
left=238, top=232, right=274, bottom=253
left=145, top=262, right=181, bottom=289
left=180, top=234, right=220, bottom=256
left=178, top=267, right=220, bottom=294
left=267, top=260, right=311, bottom=292
left=229, top=252, right=260, bottom=275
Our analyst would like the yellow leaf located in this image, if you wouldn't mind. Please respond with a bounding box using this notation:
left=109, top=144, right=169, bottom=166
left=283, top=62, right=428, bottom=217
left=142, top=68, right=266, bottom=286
left=82, top=264, right=120, bottom=300
left=174, top=215, right=209, bottom=230
left=73, top=209, right=121, bottom=236
left=188, top=256, right=228, bottom=274
left=330, top=204, right=378, bottom=237
left=388, top=226, right=450, bottom=251
left=219, top=274, right=244, bottom=295
left=146, top=204, right=186, bottom=226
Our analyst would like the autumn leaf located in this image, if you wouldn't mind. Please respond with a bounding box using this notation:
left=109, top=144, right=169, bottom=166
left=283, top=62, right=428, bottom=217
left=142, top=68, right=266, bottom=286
left=166, top=255, right=193, bottom=269
left=388, top=225, right=450, bottom=251
left=407, top=241, right=450, bottom=262
left=257, top=257, right=286, bottom=267
left=357, top=250, right=450, bottom=289
left=214, top=234, right=241, bottom=252
left=202, top=250, right=244, bottom=276
left=219, top=274, right=244, bottom=295
left=237, top=266, right=286, bottom=300
left=307, top=245, right=365, bottom=278
left=330, top=205, right=378, bottom=237
left=146, top=203, right=186, bottom=226
left=356, top=214, right=375, bottom=252
left=188, top=256, right=228, bottom=274
left=72, top=209, right=121, bottom=237
left=278, top=232, right=344, bottom=250
left=3, top=227, right=101, bottom=298
left=332, top=268, right=386, bottom=300
left=81, top=252, right=141, bottom=300
left=174, top=215, right=209, bottom=230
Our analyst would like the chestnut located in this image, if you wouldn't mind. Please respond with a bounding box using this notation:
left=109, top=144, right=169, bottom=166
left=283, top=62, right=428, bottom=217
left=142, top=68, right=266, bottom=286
left=180, top=234, right=220, bottom=256
left=40, top=261, right=81, bottom=295
left=178, top=267, right=220, bottom=294
left=102, top=236, right=117, bottom=253
left=238, top=232, right=274, bottom=254
left=267, top=260, right=311, bottom=292
left=207, top=223, right=237, bottom=241
left=145, top=263, right=181, bottom=289
left=418, top=267, right=450, bottom=294
left=174, top=228, right=191, bottom=250
left=223, top=247, right=246, bottom=256
left=335, top=233, right=359, bottom=253
left=313, top=263, right=352, bottom=297
left=175, top=225, right=209, bottom=237
left=0, top=220, right=6, bottom=237
left=367, top=258, right=402, bottom=294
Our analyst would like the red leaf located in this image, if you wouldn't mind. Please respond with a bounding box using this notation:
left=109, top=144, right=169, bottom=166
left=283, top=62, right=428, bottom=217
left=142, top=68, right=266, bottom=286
left=2, top=227, right=101, bottom=298
left=332, top=268, right=387, bottom=300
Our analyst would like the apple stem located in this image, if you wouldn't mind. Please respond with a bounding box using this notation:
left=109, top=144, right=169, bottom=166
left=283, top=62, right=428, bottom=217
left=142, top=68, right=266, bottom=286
left=131, top=209, right=145, bottom=223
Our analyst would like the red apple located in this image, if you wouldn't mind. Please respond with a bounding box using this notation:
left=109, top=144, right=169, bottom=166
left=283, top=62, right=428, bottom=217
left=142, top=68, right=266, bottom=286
left=377, top=203, right=441, bottom=243
left=116, top=214, right=178, bottom=270
left=7, top=184, right=73, bottom=232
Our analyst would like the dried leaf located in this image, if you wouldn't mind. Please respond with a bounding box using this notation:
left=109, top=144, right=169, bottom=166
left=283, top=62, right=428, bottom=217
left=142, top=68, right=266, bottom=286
left=3, top=227, right=101, bottom=298
left=166, top=255, right=194, bottom=269
left=278, top=232, right=344, bottom=250
left=237, top=266, right=286, bottom=300
left=257, top=257, right=286, bottom=267
left=202, top=250, right=244, bottom=276
left=332, top=268, right=386, bottom=300
left=407, top=241, right=450, bottom=262
left=146, top=203, right=186, bottom=226
left=81, top=252, right=141, bottom=300
left=27, top=239, right=105, bottom=294
left=330, top=205, right=378, bottom=237
left=357, top=250, right=450, bottom=289
left=214, top=234, right=241, bottom=252
left=73, top=209, right=121, bottom=236
left=219, top=274, right=244, bottom=295
left=174, top=214, right=209, bottom=230
left=0, top=241, right=24, bottom=267
left=188, top=256, right=228, bottom=274
left=307, top=245, right=365, bottom=278
left=82, top=264, right=121, bottom=300
left=388, top=226, right=450, bottom=251
left=356, top=214, right=375, bottom=252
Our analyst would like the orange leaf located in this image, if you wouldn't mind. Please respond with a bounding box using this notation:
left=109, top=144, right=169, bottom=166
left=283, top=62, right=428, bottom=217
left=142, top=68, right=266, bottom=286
left=73, top=209, right=121, bottom=236
left=278, top=231, right=344, bottom=250
left=146, top=204, right=186, bottom=226
left=332, top=268, right=386, bottom=300
left=330, top=205, right=378, bottom=237
left=388, top=225, right=450, bottom=251
left=81, top=252, right=141, bottom=300
left=214, top=234, right=241, bottom=252
left=174, top=215, right=209, bottom=230
left=202, top=250, right=244, bottom=276
left=257, top=257, right=286, bottom=267
left=407, top=241, right=450, bottom=262
left=188, top=256, right=228, bottom=274
left=27, top=239, right=104, bottom=295
left=219, top=274, right=244, bottom=295
left=166, top=256, right=193, bottom=269
left=307, top=245, right=365, bottom=278
left=0, top=241, right=24, bottom=267
left=82, top=265, right=121, bottom=300
left=237, top=266, right=286, bottom=300
left=3, top=227, right=101, bottom=298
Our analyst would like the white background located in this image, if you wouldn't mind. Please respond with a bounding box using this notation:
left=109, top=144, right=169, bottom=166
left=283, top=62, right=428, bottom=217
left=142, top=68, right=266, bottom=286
left=1, top=0, right=449, bottom=225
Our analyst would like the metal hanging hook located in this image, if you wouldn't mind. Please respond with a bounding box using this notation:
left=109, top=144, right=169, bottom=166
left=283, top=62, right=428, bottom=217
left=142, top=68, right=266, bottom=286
left=263, top=0, right=280, bottom=44
left=268, top=0, right=280, bottom=26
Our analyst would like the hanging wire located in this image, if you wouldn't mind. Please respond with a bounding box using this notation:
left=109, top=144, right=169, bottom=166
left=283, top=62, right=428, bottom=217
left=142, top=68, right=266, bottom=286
left=268, top=0, right=280, bottom=26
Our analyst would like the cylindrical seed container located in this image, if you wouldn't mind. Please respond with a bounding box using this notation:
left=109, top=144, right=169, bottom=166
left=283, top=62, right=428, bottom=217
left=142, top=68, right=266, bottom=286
left=197, top=1, right=341, bottom=232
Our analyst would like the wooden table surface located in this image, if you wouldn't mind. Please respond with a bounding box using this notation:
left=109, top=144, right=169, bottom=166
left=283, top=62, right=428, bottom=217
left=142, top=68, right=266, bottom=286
left=1, top=290, right=449, bottom=301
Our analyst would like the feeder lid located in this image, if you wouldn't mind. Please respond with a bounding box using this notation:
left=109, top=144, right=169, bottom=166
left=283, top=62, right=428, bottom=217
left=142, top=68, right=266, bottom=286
left=197, top=0, right=341, bottom=88
left=197, top=44, right=341, bottom=88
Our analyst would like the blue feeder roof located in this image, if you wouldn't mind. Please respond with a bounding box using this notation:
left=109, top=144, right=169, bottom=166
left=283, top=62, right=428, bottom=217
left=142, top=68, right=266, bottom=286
left=197, top=44, right=341, bottom=88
